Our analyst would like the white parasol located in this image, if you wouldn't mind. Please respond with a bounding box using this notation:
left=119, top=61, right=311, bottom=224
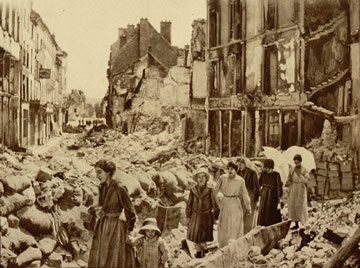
left=283, top=146, right=317, bottom=172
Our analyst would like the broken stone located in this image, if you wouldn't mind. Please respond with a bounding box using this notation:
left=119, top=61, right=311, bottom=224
left=7, top=214, right=20, bottom=229
left=273, top=252, right=285, bottom=264
left=77, top=259, right=87, bottom=268
left=248, top=246, right=262, bottom=257
left=45, top=252, right=63, bottom=268
left=22, top=186, right=36, bottom=205
left=76, top=152, right=86, bottom=157
left=0, top=181, right=4, bottom=195
left=39, top=235, right=58, bottom=255
left=1, top=152, right=22, bottom=170
left=0, top=174, right=31, bottom=193
left=311, top=257, right=326, bottom=267
left=16, top=247, right=42, bottom=267
left=6, top=227, right=38, bottom=251
left=17, top=205, right=53, bottom=235
left=36, top=167, right=53, bottom=183
left=0, top=192, right=30, bottom=216
left=0, top=248, right=16, bottom=268
left=28, top=260, right=41, bottom=268
left=1, top=216, right=9, bottom=235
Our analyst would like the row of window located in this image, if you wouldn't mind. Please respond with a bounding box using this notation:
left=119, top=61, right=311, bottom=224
left=209, top=0, right=290, bottom=48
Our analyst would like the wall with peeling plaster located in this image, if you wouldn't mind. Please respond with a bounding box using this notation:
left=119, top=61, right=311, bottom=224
left=192, top=61, right=207, bottom=99
left=277, top=39, right=296, bottom=94
left=245, top=39, right=263, bottom=92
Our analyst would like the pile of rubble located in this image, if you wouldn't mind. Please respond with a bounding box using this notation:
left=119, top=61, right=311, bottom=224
left=0, top=153, right=96, bottom=268
left=306, top=119, right=358, bottom=200
left=238, top=195, right=360, bottom=268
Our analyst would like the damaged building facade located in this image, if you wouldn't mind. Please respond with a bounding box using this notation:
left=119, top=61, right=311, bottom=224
left=106, top=18, right=182, bottom=128
left=188, top=0, right=360, bottom=160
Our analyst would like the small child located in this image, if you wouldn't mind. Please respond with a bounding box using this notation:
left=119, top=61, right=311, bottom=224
left=127, top=218, right=169, bottom=268
left=186, top=167, right=219, bottom=258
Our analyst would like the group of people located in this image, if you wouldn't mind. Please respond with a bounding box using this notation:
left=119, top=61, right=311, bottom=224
left=87, top=154, right=310, bottom=267
left=185, top=154, right=310, bottom=257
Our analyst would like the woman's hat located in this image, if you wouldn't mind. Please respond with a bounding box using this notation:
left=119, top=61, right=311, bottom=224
left=139, top=217, right=161, bottom=235
left=193, top=167, right=210, bottom=181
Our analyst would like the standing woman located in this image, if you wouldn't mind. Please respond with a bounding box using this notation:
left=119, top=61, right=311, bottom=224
left=286, top=154, right=309, bottom=229
left=186, top=167, right=219, bottom=258
left=236, top=157, right=260, bottom=234
left=257, top=159, right=283, bottom=226
left=88, top=159, right=137, bottom=268
left=215, top=162, right=251, bottom=248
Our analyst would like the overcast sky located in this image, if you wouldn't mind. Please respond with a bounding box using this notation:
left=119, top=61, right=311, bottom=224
left=33, top=0, right=206, bottom=99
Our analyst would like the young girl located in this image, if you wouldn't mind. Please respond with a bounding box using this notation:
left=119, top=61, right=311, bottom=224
left=127, top=218, right=169, bottom=268
left=186, top=167, right=219, bottom=258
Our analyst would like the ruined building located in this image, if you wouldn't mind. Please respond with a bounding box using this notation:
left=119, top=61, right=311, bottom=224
left=188, top=0, right=360, bottom=160
left=106, top=18, right=179, bottom=128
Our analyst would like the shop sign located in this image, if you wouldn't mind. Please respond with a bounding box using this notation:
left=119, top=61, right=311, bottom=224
left=39, top=68, right=51, bottom=79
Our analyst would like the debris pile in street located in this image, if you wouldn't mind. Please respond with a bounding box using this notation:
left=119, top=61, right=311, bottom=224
left=306, top=119, right=358, bottom=200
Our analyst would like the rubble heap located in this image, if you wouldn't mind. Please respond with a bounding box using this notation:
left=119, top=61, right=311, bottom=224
left=306, top=119, right=358, bottom=200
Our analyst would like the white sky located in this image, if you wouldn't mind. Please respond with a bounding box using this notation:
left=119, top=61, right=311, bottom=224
left=33, top=0, right=206, bottom=99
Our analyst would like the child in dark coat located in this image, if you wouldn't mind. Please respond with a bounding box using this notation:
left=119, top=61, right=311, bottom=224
left=186, top=167, right=219, bottom=258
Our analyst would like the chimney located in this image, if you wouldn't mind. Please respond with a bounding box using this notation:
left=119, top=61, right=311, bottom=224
left=118, top=28, right=127, bottom=48
left=126, top=24, right=136, bottom=40
left=160, top=20, right=171, bottom=44
left=118, top=27, right=126, bottom=38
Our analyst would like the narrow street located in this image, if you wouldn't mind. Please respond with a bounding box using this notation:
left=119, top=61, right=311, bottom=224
left=1, top=0, right=360, bottom=268
left=1, top=114, right=360, bottom=267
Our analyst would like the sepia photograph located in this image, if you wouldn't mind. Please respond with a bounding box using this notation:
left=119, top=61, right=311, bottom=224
left=0, top=0, right=360, bottom=267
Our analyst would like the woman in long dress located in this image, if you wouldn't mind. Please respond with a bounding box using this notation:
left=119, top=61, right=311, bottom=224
left=257, top=158, right=283, bottom=226
left=236, top=157, right=260, bottom=234
left=88, top=159, right=137, bottom=268
left=186, top=167, right=219, bottom=258
left=215, top=162, right=251, bottom=248
left=286, top=154, right=309, bottom=229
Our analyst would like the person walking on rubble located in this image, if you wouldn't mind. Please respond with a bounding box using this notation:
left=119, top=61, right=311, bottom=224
left=257, top=159, right=283, bottom=226
left=88, top=159, right=137, bottom=268
left=186, top=167, right=219, bottom=258
left=215, top=162, right=251, bottom=248
left=285, top=154, right=309, bottom=229
left=237, top=157, right=260, bottom=234
left=127, top=218, right=169, bottom=268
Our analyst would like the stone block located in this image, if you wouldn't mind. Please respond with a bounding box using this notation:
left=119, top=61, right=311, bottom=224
left=0, top=193, right=30, bottom=216
left=39, top=235, right=58, bottom=255
left=16, top=205, right=53, bottom=235
left=28, top=260, right=41, bottom=268
left=22, top=186, right=36, bottom=205
left=36, top=167, right=53, bottom=183
left=0, top=181, right=4, bottom=195
left=7, top=214, right=20, bottom=229
left=33, top=181, right=42, bottom=195
left=1, top=216, right=9, bottom=235
left=46, top=252, right=63, bottom=268
left=0, top=174, right=31, bottom=193
left=16, top=247, right=42, bottom=267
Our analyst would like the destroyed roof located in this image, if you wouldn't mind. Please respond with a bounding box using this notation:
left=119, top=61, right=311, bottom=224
left=110, top=19, right=178, bottom=77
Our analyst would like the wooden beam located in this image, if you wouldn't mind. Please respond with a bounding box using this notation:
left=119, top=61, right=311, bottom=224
left=324, top=227, right=360, bottom=268
left=229, top=110, right=232, bottom=157
left=219, top=110, right=223, bottom=157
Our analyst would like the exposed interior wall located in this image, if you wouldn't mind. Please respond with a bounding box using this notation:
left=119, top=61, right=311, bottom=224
left=245, top=39, right=263, bottom=92
left=305, top=17, right=349, bottom=88
left=192, top=61, right=207, bottom=99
